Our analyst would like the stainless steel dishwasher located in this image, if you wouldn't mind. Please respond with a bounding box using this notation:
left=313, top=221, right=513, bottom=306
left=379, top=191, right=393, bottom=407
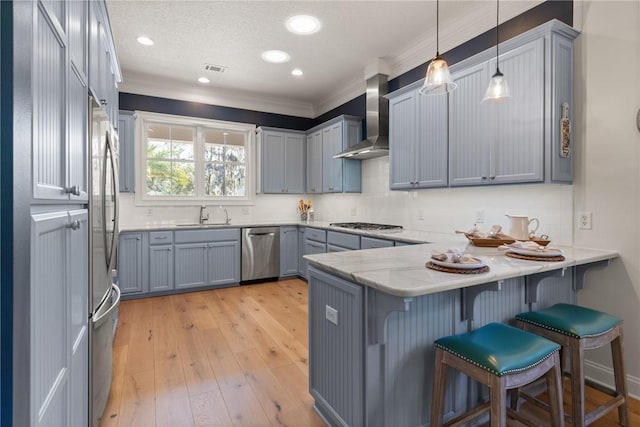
left=242, top=227, right=280, bottom=282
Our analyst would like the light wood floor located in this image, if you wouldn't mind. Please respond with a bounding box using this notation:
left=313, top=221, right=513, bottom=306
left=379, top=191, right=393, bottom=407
left=101, top=279, right=639, bottom=427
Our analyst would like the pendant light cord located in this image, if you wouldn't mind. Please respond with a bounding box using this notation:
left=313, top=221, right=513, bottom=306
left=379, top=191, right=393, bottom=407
left=495, top=0, right=500, bottom=71
left=436, top=0, right=440, bottom=55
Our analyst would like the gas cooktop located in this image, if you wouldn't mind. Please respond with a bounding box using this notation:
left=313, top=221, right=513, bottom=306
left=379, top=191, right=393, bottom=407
left=329, top=222, right=404, bottom=231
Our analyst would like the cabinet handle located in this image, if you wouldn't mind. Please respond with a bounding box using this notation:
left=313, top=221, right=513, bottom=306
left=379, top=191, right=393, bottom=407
left=65, top=185, right=81, bottom=196
left=155, top=236, right=168, bottom=240
left=66, top=220, right=81, bottom=230
left=489, top=176, right=496, bottom=180
left=136, top=237, right=141, bottom=241
left=100, top=98, right=107, bottom=106
left=481, top=176, right=488, bottom=180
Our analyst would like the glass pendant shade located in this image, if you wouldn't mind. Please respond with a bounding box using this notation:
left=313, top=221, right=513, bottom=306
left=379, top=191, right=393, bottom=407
left=482, top=69, right=511, bottom=103
left=419, top=54, right=457, bottom=95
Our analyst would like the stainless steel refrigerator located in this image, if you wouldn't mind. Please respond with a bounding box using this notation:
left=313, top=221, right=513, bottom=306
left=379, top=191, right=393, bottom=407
left=89, top=98, right=121, bottom=427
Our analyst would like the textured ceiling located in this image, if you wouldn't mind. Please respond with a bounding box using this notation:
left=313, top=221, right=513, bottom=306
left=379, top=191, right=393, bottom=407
left=107, top=1, right=542, bottom=116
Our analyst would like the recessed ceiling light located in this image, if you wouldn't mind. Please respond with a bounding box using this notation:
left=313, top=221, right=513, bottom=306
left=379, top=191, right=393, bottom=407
left=291, top=68, right=303, bottom=76
left=136, top=36, right=154, bottom=46
left=261, top=50, right=290, bottom=64
left=286, top=15, right=321, bottom=35
left=197, top=76, right=210, bottom=84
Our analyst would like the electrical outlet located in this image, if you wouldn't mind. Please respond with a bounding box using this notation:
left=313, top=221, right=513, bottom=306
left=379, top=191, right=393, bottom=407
left=145, top=208, right=153, bottom=216
left=325, top=305, right=338, bottom=326
left=350, top=207, right=357, bottom=217
left=418, top=209, right=424, bottom=221
left=474, top=209, right=485, bottom=223
left=241, top=207, right=250, bottom=215
left=579, top=212, right=592, bottom=229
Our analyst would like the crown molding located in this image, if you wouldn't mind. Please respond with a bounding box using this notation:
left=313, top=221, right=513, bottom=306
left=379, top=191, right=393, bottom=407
left=119, top=71, right=316, bottom=118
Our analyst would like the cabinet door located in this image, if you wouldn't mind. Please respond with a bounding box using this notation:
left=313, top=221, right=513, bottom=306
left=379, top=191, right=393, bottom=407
left=68, top=209, right=88, bottom=427
left=149, top=245, right=174, bottom=292
left=327, top=244, right=349, bottom=253
left=416, top=92, right=448, bottom=187
left=67, top=0, right=87, bottom=78
left=207, top=240, right=241, bottom=286
left=298, top=227, right=305, bottom=276
left=31, top=211, right=70, bottom=426
left=174, top=243, right=208, bottom=289
left=303, top=240, right=326, bottom=279
left=389, top=90, right=418, bottom=189
left=322, top=123, right=343, bottom=193
left=118, top=233, right=143, bottom=294
left=280, top=226, right=299, bottom=277
left=308, top=268, right=364, bottom=427
left=284, top=134, right=305, bottom=193
left=118, top=111, right=135, bottom=193
left=68, top=66, right=89, bottom=202
left=33, top=4, right=68, bottom=201
left=491, top=38, right=544, bottom=184
left=449, top=62, right=493, bottom=186
left=306, top=132, right=323, bottom=193
left=262, top=131, right=286, bottom=193
left=88, top=1, right=100, bottom=99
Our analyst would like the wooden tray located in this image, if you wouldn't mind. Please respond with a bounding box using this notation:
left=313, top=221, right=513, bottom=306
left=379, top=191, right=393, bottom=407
left=464, top=234, right=550, bottom=248
left=505, top=252, right=565, bottom=262
left=426, top=262, right=490, bottom=274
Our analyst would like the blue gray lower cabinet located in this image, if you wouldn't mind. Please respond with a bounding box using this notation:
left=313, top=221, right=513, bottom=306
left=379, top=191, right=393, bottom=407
left=119, top=228, right=241, bottom=298
left=307, top=266, right=576, bottom=427
left=298, top=227, right=306, bottom=276
left=280, top=226, right=299, bottom=277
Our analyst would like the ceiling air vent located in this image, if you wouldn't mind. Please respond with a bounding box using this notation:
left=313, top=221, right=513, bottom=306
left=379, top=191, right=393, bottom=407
left=204, top=63, right=227, bottom=73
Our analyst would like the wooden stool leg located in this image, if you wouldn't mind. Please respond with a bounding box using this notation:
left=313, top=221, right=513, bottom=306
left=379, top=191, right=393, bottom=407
left=611, top=330, right=630, bottom=426
left=430, top=348, right=448, bottom=427
left=545, top=352, right=565, bottom=427
left=509, top=388, right=519, bottom=411
left=570, top=341, right=586, bottom=427
left=489, top=377, right=507, bottom=427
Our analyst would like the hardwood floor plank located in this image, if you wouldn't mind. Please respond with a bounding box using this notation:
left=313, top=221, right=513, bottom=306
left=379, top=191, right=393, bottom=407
left=117, top=368, right=156, bottom=427
left=199, top=327, right=272, bottom=427
left=174, top=291, right=219, bottom=331
left=270, top=363, right=325, bottom=426
left=98, top=344, right=129, bottom=427
left=124, top=298, right=154, bottom=375
left=235, top=348, right=313, bottom=427
left=189, top=390, right=234, bottom=427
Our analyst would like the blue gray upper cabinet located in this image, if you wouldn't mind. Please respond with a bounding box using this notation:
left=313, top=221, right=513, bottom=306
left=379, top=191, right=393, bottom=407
left=306, top=131, right=323, bottom=193
left=306, top=115, right=362, bottom=194
left=449, top=21, right=578, bottom=186
left=118, top=110, right=136, bottom=193
left=388, top=86, right=448, bottom=189
left=258, top=127, right=305, bottom=194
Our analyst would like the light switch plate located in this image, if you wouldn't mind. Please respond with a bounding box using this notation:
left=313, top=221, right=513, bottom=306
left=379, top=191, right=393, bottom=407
left=325, top=305, right=338, bottom=326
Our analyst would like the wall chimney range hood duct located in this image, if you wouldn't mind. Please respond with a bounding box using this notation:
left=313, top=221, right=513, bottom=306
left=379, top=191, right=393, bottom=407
left=334, top=73, right=389, bottom=160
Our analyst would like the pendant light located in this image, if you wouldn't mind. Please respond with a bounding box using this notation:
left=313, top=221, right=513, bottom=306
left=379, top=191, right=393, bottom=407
left=483, top=0, right=511, bottom=102
left=419, top=0, right=456, bottom=95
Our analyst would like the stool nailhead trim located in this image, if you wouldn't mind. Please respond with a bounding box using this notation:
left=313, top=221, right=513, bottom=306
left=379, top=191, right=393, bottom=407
left=434, top=343, right=560, bottom=377
left=515, top=317, right=620, bottom=340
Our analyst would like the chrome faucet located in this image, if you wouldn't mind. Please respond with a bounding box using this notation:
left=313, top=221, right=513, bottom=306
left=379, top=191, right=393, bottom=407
left=199, top=205, right=209, bottom=224
left=223, top=207, right=231, bottom=225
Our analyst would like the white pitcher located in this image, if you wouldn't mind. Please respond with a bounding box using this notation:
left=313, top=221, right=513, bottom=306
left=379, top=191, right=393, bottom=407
left=505, top=214, right=539, bottom=240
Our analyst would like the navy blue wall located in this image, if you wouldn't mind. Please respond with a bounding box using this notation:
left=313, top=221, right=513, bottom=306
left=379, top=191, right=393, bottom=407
left=1, top=1, right=13, bottom=424
left=119, top=0, right=572, bottom=135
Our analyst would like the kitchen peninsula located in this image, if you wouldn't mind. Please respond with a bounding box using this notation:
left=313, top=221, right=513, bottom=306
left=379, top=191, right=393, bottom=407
left=304, top=243, right=617, bottom=427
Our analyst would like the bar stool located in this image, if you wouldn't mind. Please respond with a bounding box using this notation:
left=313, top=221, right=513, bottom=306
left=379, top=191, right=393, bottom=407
left=514, top=303, right=629, bottom=427
left=430, top=322, right=565, bottom=427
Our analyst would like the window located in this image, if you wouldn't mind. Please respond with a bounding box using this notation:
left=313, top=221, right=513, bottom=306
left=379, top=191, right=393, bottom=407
left=135, top=112, right=255, bottom=204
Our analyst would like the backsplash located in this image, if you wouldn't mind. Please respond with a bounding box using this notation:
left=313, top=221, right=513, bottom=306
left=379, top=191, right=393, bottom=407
left=313, top=157, right=574, bottom=245
left=120, top=156, right=573, bottom=245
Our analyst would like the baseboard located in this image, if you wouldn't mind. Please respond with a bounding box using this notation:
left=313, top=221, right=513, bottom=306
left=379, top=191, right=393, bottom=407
left=585, top=359, right=640, bottom=400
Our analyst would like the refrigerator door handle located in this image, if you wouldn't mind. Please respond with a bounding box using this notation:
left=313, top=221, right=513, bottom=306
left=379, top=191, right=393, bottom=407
left=92, top=283, right=121, bottom=328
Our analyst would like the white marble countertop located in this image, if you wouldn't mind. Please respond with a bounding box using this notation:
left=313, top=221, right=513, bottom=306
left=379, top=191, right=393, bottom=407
left=119, top=220, right=443, bottom=244
left=304, top=242, right=619, bottom=297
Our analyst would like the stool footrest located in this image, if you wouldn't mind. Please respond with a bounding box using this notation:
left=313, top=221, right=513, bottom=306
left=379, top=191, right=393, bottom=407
left=585, top=395, right=626, bottom=426
left=443, top=402, right=490, bottom=427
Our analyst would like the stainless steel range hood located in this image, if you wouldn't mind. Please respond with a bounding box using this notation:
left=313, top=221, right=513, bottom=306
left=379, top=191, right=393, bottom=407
left=334, top=73, right=389, bottom=160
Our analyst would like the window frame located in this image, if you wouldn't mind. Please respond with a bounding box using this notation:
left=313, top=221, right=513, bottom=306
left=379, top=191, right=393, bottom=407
left=134, top=111, right=256, bottom=206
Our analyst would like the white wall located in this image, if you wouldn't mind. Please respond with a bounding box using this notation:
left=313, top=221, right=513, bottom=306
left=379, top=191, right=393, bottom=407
left=572, top=0, right=640, bottom=396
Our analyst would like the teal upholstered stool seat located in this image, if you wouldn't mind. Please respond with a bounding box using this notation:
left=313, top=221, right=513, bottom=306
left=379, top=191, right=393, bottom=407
left=430, top=323, right=565, bottom=427
left=514, top=304, right=629, bottom=427
left=515, top=303, right=621, bottom=339
left=434, top=323, right=560, bottom=377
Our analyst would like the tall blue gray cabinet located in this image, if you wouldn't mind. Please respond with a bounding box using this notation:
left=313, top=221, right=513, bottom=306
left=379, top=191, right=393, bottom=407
left=7, top=1, right=121, bottom=425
